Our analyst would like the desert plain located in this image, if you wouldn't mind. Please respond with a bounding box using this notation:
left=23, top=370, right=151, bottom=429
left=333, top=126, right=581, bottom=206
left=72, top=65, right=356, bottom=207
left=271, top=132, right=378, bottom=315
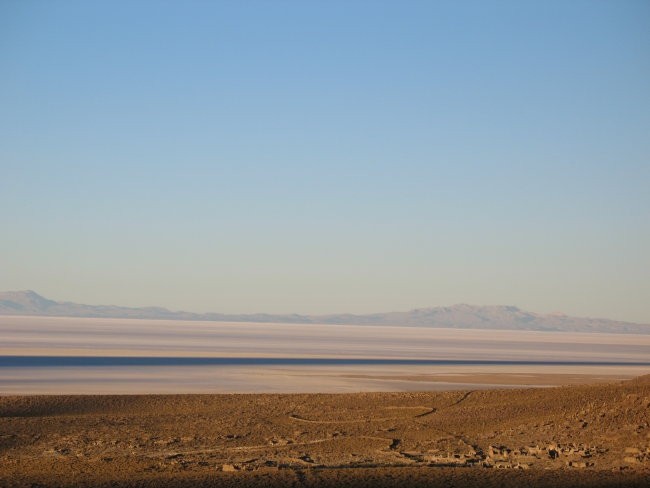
left=1, top=316, right=649, bottom=486
left=1, top=377, right=649, bottom=487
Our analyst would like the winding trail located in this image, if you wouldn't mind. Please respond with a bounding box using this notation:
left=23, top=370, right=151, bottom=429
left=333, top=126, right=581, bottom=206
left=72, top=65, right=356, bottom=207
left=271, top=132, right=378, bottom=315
left=288, top=406, right=436, bottom=424
left=447, top=390, right=475, bottom=408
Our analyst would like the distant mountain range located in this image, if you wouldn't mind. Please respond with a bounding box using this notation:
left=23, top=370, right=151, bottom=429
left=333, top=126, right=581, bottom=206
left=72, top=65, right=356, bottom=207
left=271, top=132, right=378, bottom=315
left=1, top=290, right=649, bottom=334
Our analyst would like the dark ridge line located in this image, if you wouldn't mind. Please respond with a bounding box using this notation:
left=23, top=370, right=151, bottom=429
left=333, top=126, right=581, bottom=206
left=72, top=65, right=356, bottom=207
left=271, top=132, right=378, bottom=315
left=1, top=356, right=649, bottom=367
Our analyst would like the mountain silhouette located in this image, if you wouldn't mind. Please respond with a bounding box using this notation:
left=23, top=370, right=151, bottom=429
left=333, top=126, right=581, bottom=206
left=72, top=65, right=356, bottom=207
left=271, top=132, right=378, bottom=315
left=0, top=290, right=648, bottom=334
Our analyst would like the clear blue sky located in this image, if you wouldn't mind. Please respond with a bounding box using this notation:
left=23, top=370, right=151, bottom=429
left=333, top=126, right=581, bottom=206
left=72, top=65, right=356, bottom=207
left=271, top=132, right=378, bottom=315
left=1, top=1, right=649, bottom=322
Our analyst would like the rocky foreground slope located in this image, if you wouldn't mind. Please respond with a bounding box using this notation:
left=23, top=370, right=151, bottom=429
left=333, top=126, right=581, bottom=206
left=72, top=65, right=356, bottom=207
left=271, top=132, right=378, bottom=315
left=1, top=377, right=649, bottom=487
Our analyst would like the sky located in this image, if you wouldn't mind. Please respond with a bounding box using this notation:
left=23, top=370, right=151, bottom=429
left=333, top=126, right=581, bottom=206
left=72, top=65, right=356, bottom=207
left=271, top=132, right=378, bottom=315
left=1, top=1, right=649, bottom=322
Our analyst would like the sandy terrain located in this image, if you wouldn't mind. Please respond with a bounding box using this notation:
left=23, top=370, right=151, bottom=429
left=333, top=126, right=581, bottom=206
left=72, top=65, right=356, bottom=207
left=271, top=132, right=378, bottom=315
left=1, top=377, right=649, bottom=487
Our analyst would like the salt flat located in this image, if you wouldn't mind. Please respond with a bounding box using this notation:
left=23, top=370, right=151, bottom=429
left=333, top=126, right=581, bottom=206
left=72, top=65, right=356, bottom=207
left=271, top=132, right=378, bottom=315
left=1, top=316, right=649, bottom=394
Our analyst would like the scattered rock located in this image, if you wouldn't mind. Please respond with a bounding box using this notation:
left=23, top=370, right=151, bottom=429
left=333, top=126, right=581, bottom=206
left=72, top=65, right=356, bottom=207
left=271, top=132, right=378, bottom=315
left=524, top=446, right=543, bottom=456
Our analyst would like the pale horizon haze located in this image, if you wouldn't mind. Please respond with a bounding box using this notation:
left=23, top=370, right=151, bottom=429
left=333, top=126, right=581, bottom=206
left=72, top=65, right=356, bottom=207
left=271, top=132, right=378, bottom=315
left=1, top=1, right=649, bottom=322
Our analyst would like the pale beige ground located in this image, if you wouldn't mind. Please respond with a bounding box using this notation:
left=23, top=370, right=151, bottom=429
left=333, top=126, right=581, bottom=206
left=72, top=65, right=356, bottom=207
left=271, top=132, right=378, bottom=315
left=1, top=365, right=645, bottom=395
left=2, top=315, right=650, bottom=361
left=2, top=315, right=649, bottom=394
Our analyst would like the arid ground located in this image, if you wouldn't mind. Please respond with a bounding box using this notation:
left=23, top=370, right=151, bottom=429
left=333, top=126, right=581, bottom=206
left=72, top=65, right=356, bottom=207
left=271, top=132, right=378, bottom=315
left=1, top=376, right=649, bottom=487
